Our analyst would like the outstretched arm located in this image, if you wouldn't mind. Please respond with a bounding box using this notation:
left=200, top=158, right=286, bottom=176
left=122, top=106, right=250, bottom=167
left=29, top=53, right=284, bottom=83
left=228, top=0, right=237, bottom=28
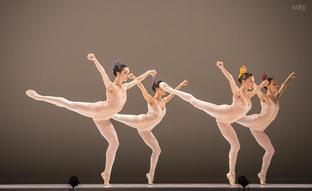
left=247, top=79, right=269, bottom=98
left=216, top=61, right=240, bottom=97
left=137, top=82, right=155, bottom=105
left=123, top=70, right=157, bottom=90
left=274, top=72, right=296, bottom=99
left=163, top=80, right=189, bottom=104
left=128, top=74, right=155, bottom=104
left=87, top=53, right=112, bottom=88
left=256, top=89, right=267, bottom=102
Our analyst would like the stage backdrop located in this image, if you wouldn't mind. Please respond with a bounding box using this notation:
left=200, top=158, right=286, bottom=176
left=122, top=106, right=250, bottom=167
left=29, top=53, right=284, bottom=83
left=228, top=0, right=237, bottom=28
left=0, top=0, right=311, bottom=184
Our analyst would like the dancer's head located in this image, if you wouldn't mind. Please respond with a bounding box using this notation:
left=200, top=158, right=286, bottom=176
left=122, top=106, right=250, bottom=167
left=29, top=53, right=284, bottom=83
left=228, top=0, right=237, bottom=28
left=113, top=60, right=129, bottom=82
left=238, top=65, right=254, bottom=90
left=152, top=79, right=166, bottom=97
left=262, top=74, right=278, bottom=93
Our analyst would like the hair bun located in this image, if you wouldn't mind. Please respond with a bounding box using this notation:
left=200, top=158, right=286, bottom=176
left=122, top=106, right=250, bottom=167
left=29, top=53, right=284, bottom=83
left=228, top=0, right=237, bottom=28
left=238, top=65, right=248, bottom=78
left=151, top=75, right=158, bottom=83
left=262, top=73, right=268, bottom=81
left=113, top=59, right=120, bottom=65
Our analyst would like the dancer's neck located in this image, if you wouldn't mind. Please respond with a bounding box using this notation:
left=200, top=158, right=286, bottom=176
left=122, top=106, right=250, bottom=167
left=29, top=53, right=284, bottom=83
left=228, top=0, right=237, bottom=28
left=113, top=78, right=123, bottom=87
left=266, top=89, right=275, bottom=97
left=153, top=93, right=162, bottom=101
left=240, top=86, right=248, bottom=93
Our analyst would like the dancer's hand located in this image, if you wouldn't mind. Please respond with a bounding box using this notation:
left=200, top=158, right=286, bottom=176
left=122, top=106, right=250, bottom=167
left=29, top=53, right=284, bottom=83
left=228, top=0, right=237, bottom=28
left=87, top=53, right=96, bottom=61
left=216, top=61, right=224, bottom=68
left=128, top=73, right=136, bottom=80
left=263, top=79, right=270, bottom=87
left=289, top=72, right=296, bottom=79
left=182, top=80, right=189, bottom=87
left=148, top=70, right=157, bottom=77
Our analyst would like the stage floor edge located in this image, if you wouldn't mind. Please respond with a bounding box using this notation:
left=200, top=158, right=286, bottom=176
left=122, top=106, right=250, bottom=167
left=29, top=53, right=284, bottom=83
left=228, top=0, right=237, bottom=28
left=0, top=183, right=312, bottom=189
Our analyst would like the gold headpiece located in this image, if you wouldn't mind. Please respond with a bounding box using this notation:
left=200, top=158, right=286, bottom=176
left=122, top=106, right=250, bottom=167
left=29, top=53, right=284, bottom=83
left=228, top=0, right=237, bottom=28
left=238, top=65, right=247, bottom=79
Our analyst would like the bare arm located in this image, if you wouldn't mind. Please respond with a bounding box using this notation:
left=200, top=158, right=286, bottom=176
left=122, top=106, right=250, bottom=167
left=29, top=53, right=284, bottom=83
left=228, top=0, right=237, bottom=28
left=274, top=72, right=296, bottom=99
left=253, top=83, right=268, bottom=102
left=127, top=73, right=156, bottom=104
left=247, top=79, right=269, bottom=98
left=87, top=53, right=112, bottom=88
left=127, top=73, right=155, bottom=104
left=137, top=82, right=155, bottom=105
left=163, top=80, right=189, bottom=104
left=216, top=61, right=240, bottom=97
left=123, top=70, right=157, bottom=90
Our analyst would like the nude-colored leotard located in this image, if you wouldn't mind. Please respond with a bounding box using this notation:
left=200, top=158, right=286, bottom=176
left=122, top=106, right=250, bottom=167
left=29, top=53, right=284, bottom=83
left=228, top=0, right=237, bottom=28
left=237, top=98, right=279, bottom=131
left=113, top=100, right=166, bottom=131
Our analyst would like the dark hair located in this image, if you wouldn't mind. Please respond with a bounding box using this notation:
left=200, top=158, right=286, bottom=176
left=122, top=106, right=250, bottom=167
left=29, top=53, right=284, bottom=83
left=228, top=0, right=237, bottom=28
left=238, top=72, right=253, bottom=84
left=262, top=74, right=274, bottom=90
left=152, top=80, right=163, bottom=92
left=113, top=60, right=128, bottom=76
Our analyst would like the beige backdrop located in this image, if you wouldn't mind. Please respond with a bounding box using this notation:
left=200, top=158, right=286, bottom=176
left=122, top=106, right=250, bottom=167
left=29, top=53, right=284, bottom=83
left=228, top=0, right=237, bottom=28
left=0, top=0, right=311, bottom=184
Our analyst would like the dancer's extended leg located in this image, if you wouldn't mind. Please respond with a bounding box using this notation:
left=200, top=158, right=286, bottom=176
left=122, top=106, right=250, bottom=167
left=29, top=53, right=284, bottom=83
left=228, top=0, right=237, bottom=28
left=112, top=114, right=144, bottom=129
left=138, top=130, right=161, bottom=184
left=236, top=114, right=259, bottom=129
left=159, top=82, right=220, bottom=117
left=93, top=119, right=120, bottom=185
left=251, top=130, right=275, bottom=184
left=216, top=121, right=240, bottom=185
left=26, top=90, right=99, bottom=118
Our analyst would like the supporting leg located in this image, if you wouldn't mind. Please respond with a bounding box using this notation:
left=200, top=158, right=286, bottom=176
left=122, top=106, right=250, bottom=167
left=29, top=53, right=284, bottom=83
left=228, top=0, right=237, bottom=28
left=93, top=119, right=120, bottom=186
left=251, top=130, right=275, bottom=184
left=216, top=121, right=240, bottom=185
left=138, top=130, right=161, bottom=184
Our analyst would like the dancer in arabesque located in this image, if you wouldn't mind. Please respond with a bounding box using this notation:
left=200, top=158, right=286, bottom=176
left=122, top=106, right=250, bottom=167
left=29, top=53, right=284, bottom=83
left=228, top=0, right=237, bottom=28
left=112, top=75, right=189, bottom=184
left=159, top=61, right=269, bottom=185
left=236, top=72, right=296, bottom=184
left=25, top=53, right=157, bottom=185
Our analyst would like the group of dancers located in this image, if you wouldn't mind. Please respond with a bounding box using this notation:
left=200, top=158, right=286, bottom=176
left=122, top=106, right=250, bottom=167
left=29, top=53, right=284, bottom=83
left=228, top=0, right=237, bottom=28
left=25, top=53, right=295, bottom=186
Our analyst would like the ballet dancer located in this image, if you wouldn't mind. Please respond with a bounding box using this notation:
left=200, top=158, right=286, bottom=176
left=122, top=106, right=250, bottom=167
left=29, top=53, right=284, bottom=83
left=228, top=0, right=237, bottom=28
left=25, top=53, right=157, bottom=185
left=159, top=61, right=269, bottom=185
left=112, top=76, right=189, bottom=184
left=236, top=72, right=296, bottom=184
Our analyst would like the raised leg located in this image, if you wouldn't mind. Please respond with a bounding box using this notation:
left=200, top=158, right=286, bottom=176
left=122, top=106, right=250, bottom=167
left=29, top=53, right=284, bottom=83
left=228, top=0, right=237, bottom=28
left=216, top=121, right=240, bottom=185
left=93, top=119, right=120, bottom=186
left=138, top=130, right=161, bottom=184
left=26, top=89, right=100, bottom=118
left=251, top=130, right=275, bottom=184
left=159, top=82, right=220, bottom=118
left=112, top=114, right=144, bottom=129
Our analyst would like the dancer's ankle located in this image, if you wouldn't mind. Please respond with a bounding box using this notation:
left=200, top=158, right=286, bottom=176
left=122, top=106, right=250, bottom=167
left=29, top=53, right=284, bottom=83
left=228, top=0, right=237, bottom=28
left=258, top=172, right=266, bottom=184
left=146, top=172, right=154, bottom=184
left=101, top=171, right=110, bottom=185
left=226, top=172, right=236, bottom=185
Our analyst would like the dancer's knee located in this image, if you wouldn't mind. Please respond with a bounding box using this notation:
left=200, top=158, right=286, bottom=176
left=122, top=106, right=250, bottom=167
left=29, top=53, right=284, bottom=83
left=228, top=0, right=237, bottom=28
left=153, top=146, right=161, bottom=156
left=61, top=98, right=73, bottom=108
left=189, top=96, right=200, bottom=106
left=265, top=145, right=275, bottom=156
left=230, top=142, right=241, bottom=153
left=108, top=138, right=120, bottom=150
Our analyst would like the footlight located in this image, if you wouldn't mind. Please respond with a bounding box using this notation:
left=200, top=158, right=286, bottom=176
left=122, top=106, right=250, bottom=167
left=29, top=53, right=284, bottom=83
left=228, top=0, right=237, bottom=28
left=68, top=176, right=80, bottom=190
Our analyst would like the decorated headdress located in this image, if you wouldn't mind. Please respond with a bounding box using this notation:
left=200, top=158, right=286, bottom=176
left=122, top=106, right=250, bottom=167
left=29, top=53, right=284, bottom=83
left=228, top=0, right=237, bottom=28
left=238, top=65, right=248, bottom=79
left=261, top=73, right=268, bottom=81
